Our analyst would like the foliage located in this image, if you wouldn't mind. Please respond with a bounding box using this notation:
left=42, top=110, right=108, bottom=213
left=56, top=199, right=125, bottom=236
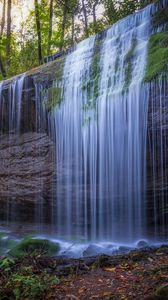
left=144, top=31, right=168, bottom=82
left=0, top=0, right=154, bottom=80
left=0, top=257, right=15, bottom=273
left=9, top=238, right=60, bottom=258
left=0, top=266, right=60, bottom=300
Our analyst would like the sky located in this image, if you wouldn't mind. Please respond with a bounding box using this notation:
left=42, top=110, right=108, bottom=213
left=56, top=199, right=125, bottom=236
left=12, top=1, right=34, bottom=29
left=0, top=0, right=34, bottom=30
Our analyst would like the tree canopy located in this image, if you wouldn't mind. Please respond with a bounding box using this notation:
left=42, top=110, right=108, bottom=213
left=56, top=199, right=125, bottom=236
left=0, top=0, right=154, bottom=79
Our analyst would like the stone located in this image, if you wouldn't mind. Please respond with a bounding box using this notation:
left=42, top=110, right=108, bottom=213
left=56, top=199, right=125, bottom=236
left=137, top=240, right=149, bottom=248
left=0, top=132, right=55, bottom=223
left=83, top=244, right=105, bottom=257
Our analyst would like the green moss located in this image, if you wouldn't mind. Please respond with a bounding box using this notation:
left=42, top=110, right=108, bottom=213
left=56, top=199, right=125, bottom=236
left=0, top=233, right=17, bottom=255
left=123, top=39, right=137, bottom=90
left=153, top=6, right=168, bottom=28
left=82, top=51, right=101, bottom=114
left=124, top=62, right=132, bottom=89
left=125, top=39, right=137, bottom=62
left=144, top=31, right=168, bottom=82
left=42, top=85, right=63, bottom=110
left=9, top=238, right=60, bottom=258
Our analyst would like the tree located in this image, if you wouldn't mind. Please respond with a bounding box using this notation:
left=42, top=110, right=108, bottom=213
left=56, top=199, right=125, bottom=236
left=81, top=0, right=89, bottom=37
left=60, top=0, right=68, bottom=50
left=1, top=0, right=6, bottom=35
left=6, top=0, right=12, bottom=67
left=47, top=0, right=53, bottom=55
left=0, top=55, right=6, bottom=78
left=34, top=0, right=43, bottom=64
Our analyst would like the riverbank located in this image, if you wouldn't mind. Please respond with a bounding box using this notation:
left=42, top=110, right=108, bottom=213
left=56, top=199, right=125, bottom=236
left=0, top=245, right=168, bottom=299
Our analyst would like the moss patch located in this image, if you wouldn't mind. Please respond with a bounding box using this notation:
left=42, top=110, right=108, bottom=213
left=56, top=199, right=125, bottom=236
left=123, top=39, right=137, bottom=90
left=42, top=85, right=63, bottom=110
left=84, top=51, right=101, bottom=104
left=0, top=233, right=17, bottom=256
left=82, top=50, right=101, bottom=116
left=9, top=238, right=60, bottom=258
left=144, top=31, right=168, bottom=82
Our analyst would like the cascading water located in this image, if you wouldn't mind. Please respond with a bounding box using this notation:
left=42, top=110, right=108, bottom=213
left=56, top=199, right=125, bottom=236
left=0, top=75, right=25, bottom=224
left=48, top=4, right=154, bottom=242
left=0, top=75, right=25, bottom=134
left=0, top=1, right=168, bottom=248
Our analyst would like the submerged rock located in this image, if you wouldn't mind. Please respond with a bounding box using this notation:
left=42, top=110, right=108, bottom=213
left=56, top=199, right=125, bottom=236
left=83, top=244, right=109, bottom=257
left=137, top=240, right=149, bottom=248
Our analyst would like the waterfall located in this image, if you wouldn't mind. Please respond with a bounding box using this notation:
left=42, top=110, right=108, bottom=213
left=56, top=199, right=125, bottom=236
left=0, top=0, right=168, bottom=244
left=0, top=75, right=26, bottom=134
left=147, top=75, right=168, bottom=239
left=47, top=4, right=154, bottom=242
left=0, top=75, right=25, bottom=225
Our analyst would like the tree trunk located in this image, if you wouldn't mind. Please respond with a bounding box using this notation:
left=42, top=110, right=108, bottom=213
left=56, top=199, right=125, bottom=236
left=47, top=0, right=53, bottom=55
left=1, top=0, right=6, bottom=35
left=93, top=0, right=98, bottom=33
left=0, top=55, right=6, bottom=78
left=34, top=0, right=43, bottom=64
left=6, top=0, right=11, bottom=67
left=71, top=11, right=75, bottom=45
left=81, top=0, right=88, bottom=37
left=60, top=0, right=68, bottom=51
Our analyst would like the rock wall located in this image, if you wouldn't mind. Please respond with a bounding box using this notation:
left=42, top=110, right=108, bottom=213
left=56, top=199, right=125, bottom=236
left=0, top=132, right=55, bottom=224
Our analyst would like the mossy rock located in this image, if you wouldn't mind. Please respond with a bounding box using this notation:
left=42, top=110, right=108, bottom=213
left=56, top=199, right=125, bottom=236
left=123, top=39, right=137, bottom=89
left=144, top=31, right=168, bottom=82
left=9, top=238, right=60, bottom=258
left=0, top=233, right=17, bottom=255
left=42, top=85, right=63, bottom=111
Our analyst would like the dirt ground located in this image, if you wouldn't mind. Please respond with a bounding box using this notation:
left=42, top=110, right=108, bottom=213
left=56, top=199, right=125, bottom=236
left=0, top=245, right=168, bottom=300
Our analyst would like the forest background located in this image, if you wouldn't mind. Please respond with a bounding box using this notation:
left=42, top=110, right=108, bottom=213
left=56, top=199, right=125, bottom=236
left=0, top=0, right=153, bottom=80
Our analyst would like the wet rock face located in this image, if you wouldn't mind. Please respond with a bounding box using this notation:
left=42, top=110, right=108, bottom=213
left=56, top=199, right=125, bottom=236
left=146, top=79, right=168, bottom=237
left=0, top=132, right=55, bottom=224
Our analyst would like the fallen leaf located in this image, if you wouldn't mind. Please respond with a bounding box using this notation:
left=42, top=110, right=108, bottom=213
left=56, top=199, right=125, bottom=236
left=104, top=267, right=116, bottom=272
